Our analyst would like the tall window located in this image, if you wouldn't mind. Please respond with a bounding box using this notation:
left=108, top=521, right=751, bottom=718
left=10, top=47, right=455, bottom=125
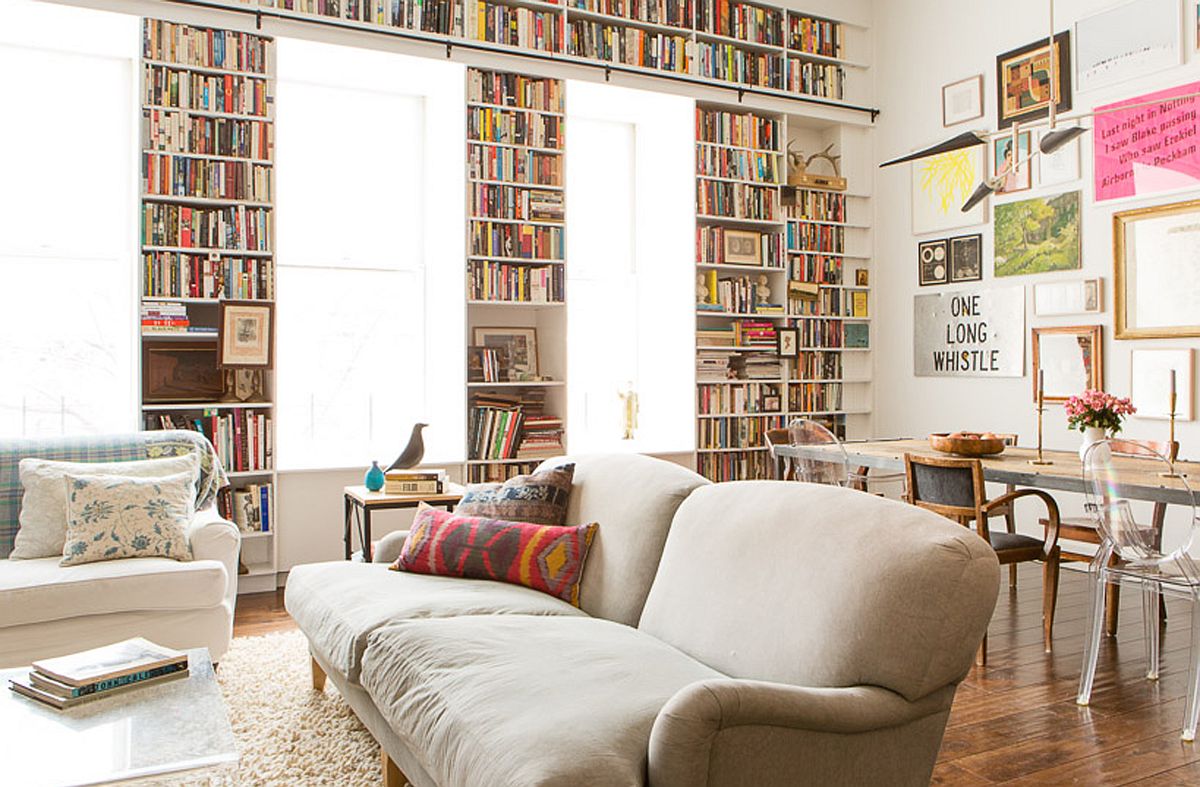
left=275, top=39, right=464, bottom=469
left=566, top=81, right=694, bottom=453
left=0, top=1, right=138, bottom=438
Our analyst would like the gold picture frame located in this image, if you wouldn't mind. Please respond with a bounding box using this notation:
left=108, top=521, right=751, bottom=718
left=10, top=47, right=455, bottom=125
left=722, top=230, right=762, bottom=266
left=1114, top=199, right=1200, bottom=339
left=1031, top=325, right=1103, bottom=402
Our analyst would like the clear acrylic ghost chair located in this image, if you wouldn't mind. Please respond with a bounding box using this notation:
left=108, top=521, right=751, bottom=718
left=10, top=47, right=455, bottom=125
left=1076, top=440, right=1200, bottom=741
left=785, top=418, right=907, bottom=492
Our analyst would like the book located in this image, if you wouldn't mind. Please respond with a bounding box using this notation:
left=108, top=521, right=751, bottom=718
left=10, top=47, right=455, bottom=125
left=10, top=667, right=189, bottom=710
left=384, top=470, right=447, bottom=481
left=384, top=480, right=444, bottom=495
left=29, top=660, right=188, bottom=699
left=31, top=638, right=187, bottom=688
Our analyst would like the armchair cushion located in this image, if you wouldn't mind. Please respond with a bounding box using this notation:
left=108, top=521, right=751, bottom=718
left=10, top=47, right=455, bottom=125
left=987, top=531, right=1044, bottom=551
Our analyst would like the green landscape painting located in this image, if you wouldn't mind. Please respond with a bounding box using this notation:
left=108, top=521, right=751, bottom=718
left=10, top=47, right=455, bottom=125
left=993, top=191, right=1081, bottom=277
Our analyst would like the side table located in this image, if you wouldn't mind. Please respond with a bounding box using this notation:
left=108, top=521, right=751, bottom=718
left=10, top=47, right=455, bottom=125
left=343, top=484, right=464, bottom=561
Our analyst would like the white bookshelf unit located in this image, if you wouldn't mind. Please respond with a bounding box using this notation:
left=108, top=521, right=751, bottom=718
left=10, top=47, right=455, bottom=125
left=140, top=18, right=279, bottom=593
left=464, top=67, right=568, bottom=483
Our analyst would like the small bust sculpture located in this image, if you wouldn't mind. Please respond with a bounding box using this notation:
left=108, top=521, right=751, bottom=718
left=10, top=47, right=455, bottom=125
left=756, top=274, right=772, bottom=305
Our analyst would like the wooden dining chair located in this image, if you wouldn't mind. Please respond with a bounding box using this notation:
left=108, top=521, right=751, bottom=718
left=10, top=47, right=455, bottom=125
left=766, top=428, right=795, bottom=480
left=903, top=453, right=1062, bottom=665
left=1042, top=439, right=1178, bottom=636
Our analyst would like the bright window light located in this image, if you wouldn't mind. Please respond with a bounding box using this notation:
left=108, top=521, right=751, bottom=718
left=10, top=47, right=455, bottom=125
left=0, top=1, right=138, bottom=438
left=275, top=38, right=464, bottom=469
left=566, top=80, right=694, bottom=454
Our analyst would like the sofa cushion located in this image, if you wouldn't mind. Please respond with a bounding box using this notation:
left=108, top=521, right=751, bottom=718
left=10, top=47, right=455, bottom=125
left=535, top=454, right=709, bottom=627
left=285, top=561, right=586, bottom=684
left=360, top=616, right=722, bottom=787
left=637, top=481, right=999, bottom=703
left=61, top=471, right=196, bottom=566
left=455, top=463, right=574, bottom=525
left=0, top=556, right=227, bottom=629
left=393, top=504, right=597, bottom=605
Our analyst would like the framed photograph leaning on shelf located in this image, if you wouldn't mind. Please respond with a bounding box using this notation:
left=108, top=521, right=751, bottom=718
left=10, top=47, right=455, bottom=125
left=473, top=327, right=539, bottom=381
left=777, top=327, right=799, bottom=358
left=218, top=301, right=274, bottom=368
left=723, top=230, right=763, bottom=266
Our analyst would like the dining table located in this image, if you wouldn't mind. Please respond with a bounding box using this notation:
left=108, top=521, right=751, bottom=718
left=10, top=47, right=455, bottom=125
left=771, top=438, right=1198, bottom=505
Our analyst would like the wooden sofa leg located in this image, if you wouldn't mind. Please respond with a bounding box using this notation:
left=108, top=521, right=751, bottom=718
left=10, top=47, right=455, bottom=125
left=311, top=656, right=327, bottom=692
left=382, top=748, right=408, bottom=787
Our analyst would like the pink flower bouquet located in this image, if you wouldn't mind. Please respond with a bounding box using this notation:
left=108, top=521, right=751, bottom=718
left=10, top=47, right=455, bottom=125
left=1063, top=390, right=1136, bottom=434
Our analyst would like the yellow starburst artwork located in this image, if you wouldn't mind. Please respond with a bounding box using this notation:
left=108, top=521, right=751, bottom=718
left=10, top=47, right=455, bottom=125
left=912, top=148, right=985, bottom=234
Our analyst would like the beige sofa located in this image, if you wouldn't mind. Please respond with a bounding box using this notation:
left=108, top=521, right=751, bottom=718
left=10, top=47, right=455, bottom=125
left=286, top=454, right=999, bottom=786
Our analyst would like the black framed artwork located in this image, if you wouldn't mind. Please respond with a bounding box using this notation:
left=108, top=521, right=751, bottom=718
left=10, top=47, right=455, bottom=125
left=950, top=234, right=983, bottom=283
left=996, top=32, right=1072, bottom=129
left=918, top=239, right=949, bottom=286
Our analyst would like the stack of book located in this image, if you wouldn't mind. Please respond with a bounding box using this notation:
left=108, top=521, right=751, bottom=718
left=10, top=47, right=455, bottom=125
left=384, top=469, right=447, bottom=495
left=517, top=416, right=564, bottom=459
left=141, top=301, right=208, bottom=334
left=697, top=326, right=737, bottom=347
left=8, top=638, right=189, bottom=710
left=696, top=350, right=732, bottom=381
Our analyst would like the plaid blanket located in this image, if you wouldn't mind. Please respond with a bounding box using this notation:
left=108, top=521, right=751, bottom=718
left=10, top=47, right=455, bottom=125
left=0, top=431, right=229, bottom=558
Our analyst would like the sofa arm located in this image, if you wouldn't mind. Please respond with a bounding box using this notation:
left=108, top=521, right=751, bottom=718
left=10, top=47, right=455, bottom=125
left=649, top=679, right=956, bottom=787
left=373, top=530, right=410, bottom=564
left=187, top=506, right=241, bottom=607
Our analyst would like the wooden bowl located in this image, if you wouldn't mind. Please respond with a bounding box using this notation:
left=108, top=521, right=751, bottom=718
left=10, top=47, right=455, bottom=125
left=928, top=433, right=1006, bottom=457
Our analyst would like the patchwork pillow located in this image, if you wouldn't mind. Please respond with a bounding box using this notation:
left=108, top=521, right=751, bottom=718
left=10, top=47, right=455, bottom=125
left=392, top=502, right=597, bottom=605
left=12, top=453, right=200, bottom=560
left=454, top=463, right=574, bottom=525
left=60, top=471, right=197, bottom=567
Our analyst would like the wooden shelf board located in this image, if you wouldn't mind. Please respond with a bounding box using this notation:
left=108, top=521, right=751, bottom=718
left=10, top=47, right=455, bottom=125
left=143, top=402, right=274, bottom=410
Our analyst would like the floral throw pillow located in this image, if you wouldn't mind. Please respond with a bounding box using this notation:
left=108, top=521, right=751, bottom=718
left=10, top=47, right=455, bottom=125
left=60, top=472, right=196, bottom=566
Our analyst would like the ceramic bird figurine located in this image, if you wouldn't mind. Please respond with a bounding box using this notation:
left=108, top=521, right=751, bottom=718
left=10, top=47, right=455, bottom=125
left=386, top=423, right=428, bottom=471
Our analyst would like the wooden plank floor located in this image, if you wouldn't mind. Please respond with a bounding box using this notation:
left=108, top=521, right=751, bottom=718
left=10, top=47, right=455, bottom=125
left=234, top=564, right=1198, bottom=784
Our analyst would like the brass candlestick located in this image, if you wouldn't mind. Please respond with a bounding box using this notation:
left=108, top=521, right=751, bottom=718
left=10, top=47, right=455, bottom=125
left=1161, top=391, right=1184, bottom=478
left=1030, top=392, right=1053, bottom=466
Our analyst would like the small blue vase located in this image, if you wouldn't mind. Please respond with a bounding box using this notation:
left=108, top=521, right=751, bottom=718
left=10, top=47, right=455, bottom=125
left=364, top=461, right=385, bottom=492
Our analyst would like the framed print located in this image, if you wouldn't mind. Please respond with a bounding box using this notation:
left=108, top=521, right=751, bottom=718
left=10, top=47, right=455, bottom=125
left=942, top=75, right=984, bottom=126
left=723, top=230, right=762, bottom=266
left=992, top=131, right=1032, bottom=194
left=1032, top=325, right=1103, bottom=402
left=1130, top=348, right=1193, bottom=420
left=218, top=301, right=273, bottom=368
left=473, top=327, right=539, bottom=380
left=1114, top=199, right=1200, bottom=339
left=1075, top=0, right=1180, bottom=94
left=854, top=269, right=869, bottom=287
left=912, top=148, right=986, bottom=234
left=777, top=327, right=799, bottom=358
left=996, top=31, right=1072, bottom=129
left=918, top=239, right=949, bottom=286
left=1037, top=129, right=1080, bottom=187
left=950, top=234, right=983, bottom=283
left=994, top=191, right=1081, bottom=277
left=143, top=342, right=223, bottom=403
left=1033, top=278, right=1102, bottom=316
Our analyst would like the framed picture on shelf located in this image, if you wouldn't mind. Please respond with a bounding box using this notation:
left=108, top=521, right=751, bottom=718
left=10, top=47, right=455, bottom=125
left=473, top=327, right=539, bottom=380
left=855, top=269, right=869, bottom=287
left=918, top=239, right=949, bottom=286
left=1114, top=199, right=1200, bottom=338
left=992, top=131, right=1032, bottom=194
left=950, top=234, right=983, bottom=283
left=723, top=230, right=762, bottom=266
left=143, top=343, right=224, bottom=403
left=996, top=32, right=1072, bottom=129
left=942, top=75, right=984, bottom=126
left=1130, top=348, right=1193, bottom=421
left=218, top=301, right=274, bottom=368
left=1032, top=325, right=1103, bottom=402
left=777, top=327, right=799, bottom=358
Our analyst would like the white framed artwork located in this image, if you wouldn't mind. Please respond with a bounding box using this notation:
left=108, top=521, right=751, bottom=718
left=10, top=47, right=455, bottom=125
left=1033, top=278, right=1102, bottom=316
left=1130, top=348, right=1193, bottom=420
left=942, top=75, right=984, bottom=126
left=1037, top=130, right=1080, bottom=187
left=1075, top=0, right=1182, bottom=93
left=911, top=148, right=986, bottom=235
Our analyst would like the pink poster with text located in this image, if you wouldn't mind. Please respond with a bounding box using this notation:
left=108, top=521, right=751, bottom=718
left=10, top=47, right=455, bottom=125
left=1094, top=82, right=1200, bottom=202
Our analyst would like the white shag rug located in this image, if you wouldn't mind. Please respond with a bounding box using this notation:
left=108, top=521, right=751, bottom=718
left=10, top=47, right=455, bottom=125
left=216, top=629, right=380, bottom=785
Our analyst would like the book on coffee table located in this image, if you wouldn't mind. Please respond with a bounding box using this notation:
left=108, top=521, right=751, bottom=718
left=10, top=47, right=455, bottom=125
left=30, top=638, right=187, bottom=687
left=9, top=667, right=190, bottom=709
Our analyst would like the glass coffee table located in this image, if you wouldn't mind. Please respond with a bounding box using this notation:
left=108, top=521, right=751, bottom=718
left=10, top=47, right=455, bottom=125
left=0, top=648, right=238, bottom=786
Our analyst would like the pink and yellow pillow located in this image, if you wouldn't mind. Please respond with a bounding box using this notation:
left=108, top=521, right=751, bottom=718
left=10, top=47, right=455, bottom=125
left=392, top=503, right=596, bottom=606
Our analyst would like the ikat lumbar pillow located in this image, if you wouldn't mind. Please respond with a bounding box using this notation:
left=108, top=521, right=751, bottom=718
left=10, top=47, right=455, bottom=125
left=12, top=453, right=200, bottom=560
left=60, top=471, right=196, bottom=567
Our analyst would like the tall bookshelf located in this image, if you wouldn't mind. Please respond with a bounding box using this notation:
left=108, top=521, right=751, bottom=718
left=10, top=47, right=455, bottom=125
left=464, top=67, right=568, bottom=483
left=694, top=103, right=872, bottom=482
left=198, top=1, right=868, bottom=108
left=140, top=19, right=279, bottom=593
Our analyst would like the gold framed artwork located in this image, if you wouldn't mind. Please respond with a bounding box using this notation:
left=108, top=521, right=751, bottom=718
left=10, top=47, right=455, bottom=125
left=722, top=230, right=762, bottom=266
left=996, top=32, right=1072, bottom=129
left=1114, top=199, right=1200, bottom=339
left=218, top=301, right=274, bottom=368
left=1031, top=325, right=1103, bottom=402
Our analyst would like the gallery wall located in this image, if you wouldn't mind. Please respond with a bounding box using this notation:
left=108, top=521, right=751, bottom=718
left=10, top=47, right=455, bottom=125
left=872, top=0, right=1200, bottom=482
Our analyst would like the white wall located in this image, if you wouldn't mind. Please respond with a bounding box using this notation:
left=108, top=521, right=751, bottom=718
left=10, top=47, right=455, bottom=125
left=872, top=0, right=1200, bottom=464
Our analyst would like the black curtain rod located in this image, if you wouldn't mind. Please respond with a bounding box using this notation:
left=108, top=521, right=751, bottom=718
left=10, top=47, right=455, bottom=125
left=164, top=0, right=880, bottom=121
